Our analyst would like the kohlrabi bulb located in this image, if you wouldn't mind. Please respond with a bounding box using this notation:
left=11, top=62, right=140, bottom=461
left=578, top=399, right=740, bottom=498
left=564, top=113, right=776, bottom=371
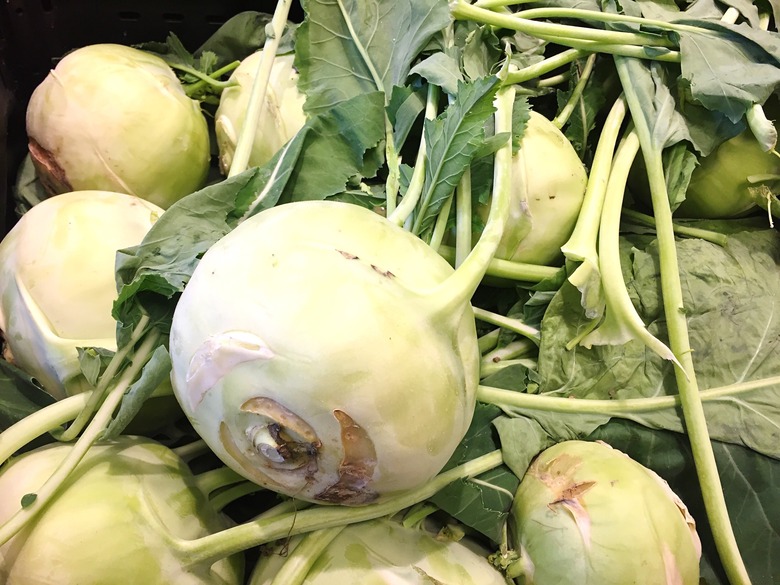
left=26, top=43, right=211, bottom=209
left=169, top=201, right=479, bottom=505
left=214, top=49, right=307, bottom=174
left=249, top=517, right=507, bottom=584
left=475, top=111, right=588, bottom=266
left=0, top=190, right=162, bottom=399
left=0, top=437, right=243, bottom=585
left=676, top=129, right=779, bottom=219
left=509, top=440, right=701, bottom=585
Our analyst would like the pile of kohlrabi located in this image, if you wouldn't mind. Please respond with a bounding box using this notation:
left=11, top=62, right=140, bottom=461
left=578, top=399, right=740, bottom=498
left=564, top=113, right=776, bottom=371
left=2, top=0, right=780, bottom=583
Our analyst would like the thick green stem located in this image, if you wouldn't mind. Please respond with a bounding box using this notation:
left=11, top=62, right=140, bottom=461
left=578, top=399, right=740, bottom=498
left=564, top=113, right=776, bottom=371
left=0, top=393, right=90, bottom=464
left=514, top=7, right=713, bottom=36
left=388, top=84, right=441, bottom=226
left=437, top=246, right=560, bottom=282
left=0, top=331, right=161, bottom=546
left=621, top=208, right=730, bottom=246
left=473, top=307, right=540, bottom=344
left=194, top=467, right=247, bottom=498
left=615, top=55, right=751, bottom=585
left=429, top=194, right=454, bottom=251
left=210, top=482, right=264, bottom=512
left=480, top=358, right=538, bottom=378
left=454, top=168, right=473, bottom=267
left=259, top=526, right=346, bottom=585
left=174, top=61, right=240, bottom=96
left=477, top=375, right=780, bottom=414
left=579, top=129, right=681, bottom=365
left=481, top=338, right=536, bottom=367
left=553, top=53, right=597, bottom=129
left=227, top=0, right=294, bottom=178
left=504, top=49, right=588, bottom=85
left=425, top=85, right=515, bottom=317
left=478, top=328, right=501, bottom=354
left=57, top=314, right=151, bottom=442
left=450, top=1, right=676, bottom=48
left=174, top=450, right=503, bottom=567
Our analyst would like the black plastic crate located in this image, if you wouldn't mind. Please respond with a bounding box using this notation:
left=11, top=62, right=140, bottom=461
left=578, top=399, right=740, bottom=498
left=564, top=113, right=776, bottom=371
left=0, top=0, right=304, bottom=237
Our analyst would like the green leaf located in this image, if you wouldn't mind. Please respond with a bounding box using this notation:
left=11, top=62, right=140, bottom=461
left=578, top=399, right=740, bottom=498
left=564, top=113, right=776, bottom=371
left=536, top=228, right=780, bottom=458
left=195, top=11, right=297, bottom=65
left=76, top=347, right=116, bottom=387
left=295, top=0, right=451, bottom=113
left=409, top=52, right=463, bottom=96
left=415, top=76, right=500, bottom=236
left=428, top=403, right=520, bottom=544
left=0, top=359, right=56, bottom=433
left=387, top=84, right=427, bottom=151
left=281, top=92, right=387, bottom=201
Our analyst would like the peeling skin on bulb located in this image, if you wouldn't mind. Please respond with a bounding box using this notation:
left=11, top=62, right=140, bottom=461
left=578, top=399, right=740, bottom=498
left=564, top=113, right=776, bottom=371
left=315, top=409, right=379, bottom=505
left=28, top=138, right=73, bottom=196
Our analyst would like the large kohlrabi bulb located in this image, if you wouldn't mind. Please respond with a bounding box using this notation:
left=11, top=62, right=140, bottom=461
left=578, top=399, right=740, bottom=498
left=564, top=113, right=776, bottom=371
left=0, top=437, right=243, bottom=585
left=26, top=43, right=211, bottom=209
left=248, top=517, right=507, bottom=584
left=169, top=201, right=479, bottom=505
left=509, top=440, right=701, bottom=585
left=214, top=49, right=307, bottom=174
left=0, top=190, right=162, bottom=399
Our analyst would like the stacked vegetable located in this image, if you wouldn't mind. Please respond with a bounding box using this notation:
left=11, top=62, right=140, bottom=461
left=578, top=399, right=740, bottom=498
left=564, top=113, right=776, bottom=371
left=1, top=0, right=779, bottom=583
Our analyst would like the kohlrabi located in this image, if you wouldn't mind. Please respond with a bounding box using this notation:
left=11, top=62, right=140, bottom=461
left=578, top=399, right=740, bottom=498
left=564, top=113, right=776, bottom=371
left=214, top=48, right=307, bottom=175
left=248, top=516, right=508, bottom=584
left=472, top=110, right=588, bottom=266
left=0, top=436, right=244, bottom=585
left=168, top=84, right=516, bottom=506
left=0, top=190, right=163, bottom=400
left=26, top=43, right=211, bottom=209
left=508, top=440, right=701, bottom=585
left=675, top=129, right=780, bottom=219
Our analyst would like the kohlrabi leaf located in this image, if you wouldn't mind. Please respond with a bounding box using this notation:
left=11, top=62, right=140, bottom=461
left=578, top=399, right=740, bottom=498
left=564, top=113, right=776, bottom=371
left=675, top=20, right=780, bottom=123
left=536, top=227, right=780, bottom=459
left=195, top=11, right=297, bottom=64
left=588, top=419, right=780, bottom=585
left=295, top=0, right=451, bottom=113
left=387, top=84, right=427, bottom=151
left=414, top=76, right=500, bottom=236
left=0, top=359, right=56, bottom=433
left=428, top=403, right=520, bottom=545
left=410, top=52, right=463, bottom=96
left=280, top=92, right=386, bottom=200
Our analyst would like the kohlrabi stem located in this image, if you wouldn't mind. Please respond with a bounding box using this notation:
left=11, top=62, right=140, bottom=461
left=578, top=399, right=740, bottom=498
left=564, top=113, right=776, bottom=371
left=174, top=450, right=504, bottom=567
left=620, top=208, right=730, bottom=246
left=429, top=194, right=454, bottom=251
left=504, top=49, right=587, bottom=85
left=615, top=55, right=751, bottom=585
left=479, top=328, right=501, bottom=354
left=473, top=307, right=540, bottom=344
left=513, top=7, right=713, bottom=36
left=260, top=526, right=346, bottom=585
left=544, top=40, right=680, bottom=63
left=227, top=0, right=293, bottom=178
left=57, top=314, right=152, bottom=442
left=480, top=358, right=537, bottom=378
left=475, top=0, right=535, bottom=8
left=552, top=53, right=597, bottom=129
left=173, top=61, right=240, bottom=96
left=477, top=375, right=780, bottom=415
left=0, top=330, right=161, bottom=546
left=194, top=466, right=247, bottom=498
left=455, top=168, right=473, bottom=267
left=481, top=338, right=536, bottom=366
left=578, top=129, right=682, bottom=366
left=172, top=439, right=210, bottom=462
left=437, top=245, right=560, bottom=282
left=426, top=85, right=515, bottom=316
left=561, top=95, right=627, bottom=317
left=0, top=392, right=90, bottom=464
left=450, top=1, right=676, bottom=48
left=210, top=482, right=264, bottom=512
left=388, top=84, right=441, bottom=227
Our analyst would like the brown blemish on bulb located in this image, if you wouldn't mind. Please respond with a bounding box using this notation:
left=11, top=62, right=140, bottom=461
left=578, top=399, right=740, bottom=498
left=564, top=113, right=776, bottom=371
left=28, top=139, right=72, bottom=196
left=315, top=409, right=379, bottom=505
